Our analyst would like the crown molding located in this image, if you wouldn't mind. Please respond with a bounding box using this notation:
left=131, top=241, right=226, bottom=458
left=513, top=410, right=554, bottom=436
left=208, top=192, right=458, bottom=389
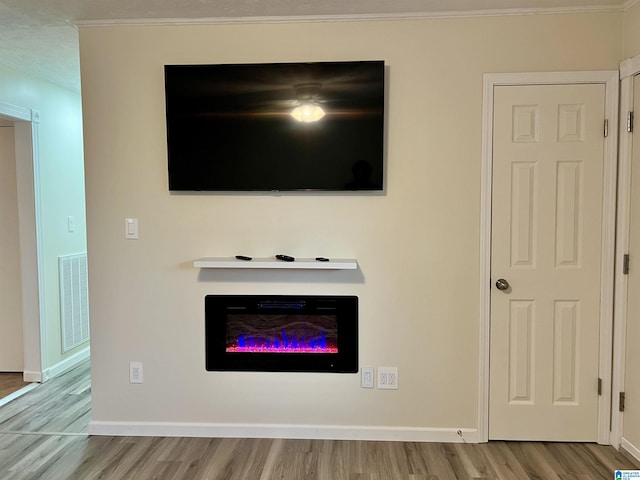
left=75, top=4, right=624, bottom=27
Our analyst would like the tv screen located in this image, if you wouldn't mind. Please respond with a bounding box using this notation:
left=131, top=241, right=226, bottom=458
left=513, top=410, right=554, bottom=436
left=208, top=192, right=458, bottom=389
left=164, top=61, right=385, bottom=192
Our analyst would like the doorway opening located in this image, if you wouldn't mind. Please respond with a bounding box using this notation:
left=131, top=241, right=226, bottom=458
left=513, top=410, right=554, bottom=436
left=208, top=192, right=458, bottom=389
left=0, top=99, right=89, bottom=402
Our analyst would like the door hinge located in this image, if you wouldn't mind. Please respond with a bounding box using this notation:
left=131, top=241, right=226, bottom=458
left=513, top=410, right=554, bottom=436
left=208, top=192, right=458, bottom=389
left=629, top=111, right=635, bottom=133
left=598, top=378, right=602, bottom=395
left=620, top=392, right=626, bottom=412
left=624, top=254, right=630, bottom=275
left=604, top=119, right=609, bottom=137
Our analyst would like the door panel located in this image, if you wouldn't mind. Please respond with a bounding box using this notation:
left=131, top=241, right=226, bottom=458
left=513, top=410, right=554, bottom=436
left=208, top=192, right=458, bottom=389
left=490, top=84, right=605, bottom=441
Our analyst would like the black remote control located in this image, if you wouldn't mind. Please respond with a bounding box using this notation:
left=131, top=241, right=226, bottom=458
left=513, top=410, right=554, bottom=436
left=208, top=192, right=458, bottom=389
left=315, top=257, right=330, bottom=262
left=235, top=255, right=252, bottom=261
left=275, top=254, right=295, bottom=262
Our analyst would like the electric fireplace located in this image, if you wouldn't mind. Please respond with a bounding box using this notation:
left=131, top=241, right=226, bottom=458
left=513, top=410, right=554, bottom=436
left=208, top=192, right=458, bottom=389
left=205, top=295, right=358, bottom=373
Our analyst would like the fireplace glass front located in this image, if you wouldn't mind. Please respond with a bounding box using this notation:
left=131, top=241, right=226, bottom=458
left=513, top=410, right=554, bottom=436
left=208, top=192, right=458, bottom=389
left=205, top=295, right=358, bottom=372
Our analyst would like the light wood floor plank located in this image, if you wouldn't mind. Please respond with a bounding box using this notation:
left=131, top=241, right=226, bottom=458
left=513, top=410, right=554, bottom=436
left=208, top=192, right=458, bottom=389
left=511, top=441, right=566, bottom=480
left=399, top=441, right=430, bottom=476
left=418, top=442, right=459, bottom=479
left=586, top=442, right=637, bottom=473
left=481, top=441, right=532, bottom=479
left=316, top=439, right=349, bottom=480
left=172, top=438, right=221, bottom=480
left=454, top=442, right=501, bottom=479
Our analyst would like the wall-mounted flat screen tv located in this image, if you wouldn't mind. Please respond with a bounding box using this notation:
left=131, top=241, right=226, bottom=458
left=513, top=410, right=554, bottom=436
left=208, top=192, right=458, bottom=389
left=164, top=60, right=385, bottom=192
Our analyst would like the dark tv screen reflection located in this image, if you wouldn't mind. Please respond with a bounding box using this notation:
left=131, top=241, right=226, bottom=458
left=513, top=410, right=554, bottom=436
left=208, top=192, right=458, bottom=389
left=164, top=61, right=385, bottom=192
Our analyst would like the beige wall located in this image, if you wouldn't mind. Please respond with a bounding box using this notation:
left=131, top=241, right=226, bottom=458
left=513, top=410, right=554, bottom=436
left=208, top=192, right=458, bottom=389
left=624, top=0, right=640, bottom=59
left=79, top=12, right=622, bottom=433
left=0, top=125, right=24, bottom=371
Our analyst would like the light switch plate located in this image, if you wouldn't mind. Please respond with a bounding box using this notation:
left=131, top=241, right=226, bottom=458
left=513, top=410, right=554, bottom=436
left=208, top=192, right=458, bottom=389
left=361, top=367, right=374, bottom=388
left=125, top=218, right=138, bottom=239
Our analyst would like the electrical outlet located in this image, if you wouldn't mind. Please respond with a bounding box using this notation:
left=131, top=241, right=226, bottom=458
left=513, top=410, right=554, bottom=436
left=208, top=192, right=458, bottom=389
left=361, top=367, right=374, bottom=388
left=377, top=367, right=398, bottom=390
left=129, top=361, right=143, bottom=384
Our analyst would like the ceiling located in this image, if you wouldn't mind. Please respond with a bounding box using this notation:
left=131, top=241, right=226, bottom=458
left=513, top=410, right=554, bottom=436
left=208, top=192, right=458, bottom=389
left=0, top=0, right=632, bottom=92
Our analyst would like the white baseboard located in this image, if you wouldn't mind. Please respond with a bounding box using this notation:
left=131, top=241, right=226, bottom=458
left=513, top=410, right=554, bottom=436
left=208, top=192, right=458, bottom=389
left=41, top=346, right=90, bottom=382
left=88, top=421, right=479, bottom=443
left=23, top=371, right=42, bottom=382
left=621, top=437, right=640, bottom=464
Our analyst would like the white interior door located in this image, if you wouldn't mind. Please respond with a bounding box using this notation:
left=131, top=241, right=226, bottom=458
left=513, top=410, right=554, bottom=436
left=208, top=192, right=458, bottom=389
left=623, top=74, right=640, bottom=448
left=489, top=84, right=606, bottom=441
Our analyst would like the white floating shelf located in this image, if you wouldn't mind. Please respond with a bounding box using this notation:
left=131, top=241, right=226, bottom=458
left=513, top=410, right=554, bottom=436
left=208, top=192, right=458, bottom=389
left=193, top=257, right=358, bottom=270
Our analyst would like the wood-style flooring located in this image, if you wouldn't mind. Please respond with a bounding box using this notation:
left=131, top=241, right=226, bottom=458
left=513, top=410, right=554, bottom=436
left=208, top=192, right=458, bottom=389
left=0, top=361, right=638, bottom=479
left=0, top=372, right=30, bottom=400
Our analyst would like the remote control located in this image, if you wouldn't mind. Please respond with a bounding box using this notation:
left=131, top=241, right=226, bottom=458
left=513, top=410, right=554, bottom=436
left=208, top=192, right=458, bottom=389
left=235, top=255, right=252, bottom=261
left=275, top=254, right=295, bottom=262
left=315, top=257, right=330, bottom=262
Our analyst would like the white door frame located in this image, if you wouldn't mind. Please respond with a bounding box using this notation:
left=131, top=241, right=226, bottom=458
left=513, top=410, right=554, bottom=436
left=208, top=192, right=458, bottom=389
left=0, top=100, right=46, bottom=383
left=479, top=71, right=619, bottom=444
left=612, top=54, right=640, bottom=452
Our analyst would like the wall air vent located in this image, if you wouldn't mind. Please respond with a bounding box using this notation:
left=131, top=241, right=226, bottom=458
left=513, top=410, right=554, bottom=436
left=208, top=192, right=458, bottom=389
left=59, top=253, right=90, bottom=352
